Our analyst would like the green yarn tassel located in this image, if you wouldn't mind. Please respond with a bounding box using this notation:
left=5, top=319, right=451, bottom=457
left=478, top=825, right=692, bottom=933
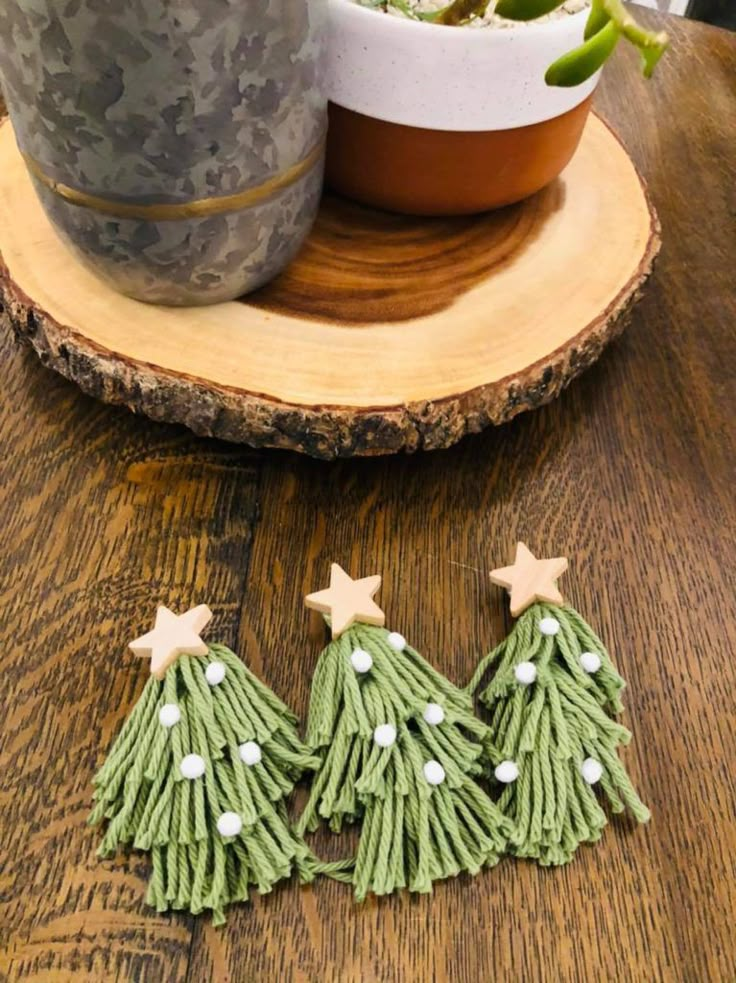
left=467, top=603, right=650, bottom=865
left=89, top=644, right=320, bottom=925
left=297, top=624, right=509, bottom=900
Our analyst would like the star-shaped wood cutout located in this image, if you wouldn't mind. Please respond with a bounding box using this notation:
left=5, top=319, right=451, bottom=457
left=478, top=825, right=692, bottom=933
left=490, top=543, right=568, bottom=617
left=129, top=604, right=213, bottom=680
left=305, top=564, right=384, bottom=638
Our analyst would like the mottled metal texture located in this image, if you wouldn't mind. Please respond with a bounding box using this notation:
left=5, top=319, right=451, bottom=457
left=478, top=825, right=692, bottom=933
left=0, top=0, right=327, bottom=305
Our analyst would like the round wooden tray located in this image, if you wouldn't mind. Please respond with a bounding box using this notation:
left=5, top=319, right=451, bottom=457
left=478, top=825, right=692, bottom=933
left=0, top=114, right=659, bottom=459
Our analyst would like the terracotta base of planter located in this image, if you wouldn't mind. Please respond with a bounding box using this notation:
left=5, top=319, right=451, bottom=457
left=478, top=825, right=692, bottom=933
left=326, top=97, right=594, bottom=216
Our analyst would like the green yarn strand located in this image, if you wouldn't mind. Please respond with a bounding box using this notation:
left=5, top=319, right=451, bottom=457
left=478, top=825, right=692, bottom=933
left=469, top=602, right=649, bottom=864
left=299, top=623, right=509, bottom=899
left=90, top=645, right=318, bottom=924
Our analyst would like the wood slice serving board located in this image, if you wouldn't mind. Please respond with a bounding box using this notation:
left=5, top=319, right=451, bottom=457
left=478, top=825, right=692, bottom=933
left=0, top=113, right=659, bottom=459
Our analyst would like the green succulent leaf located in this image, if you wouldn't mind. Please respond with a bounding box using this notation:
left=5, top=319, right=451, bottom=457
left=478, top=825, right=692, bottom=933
left=638, top=37, right=668, bottom=77
left=584, top=0, right=610, bottom=39
left=545, top=19, right=620, bottom=87
left=609, top=8, right=669, bottom=76
left=547, top=0, right=668, bottom=87
left=494, top=0, right=565, bottom=22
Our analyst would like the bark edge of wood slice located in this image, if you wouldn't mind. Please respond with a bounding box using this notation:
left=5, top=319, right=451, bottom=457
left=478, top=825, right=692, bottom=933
left=0, top=113, right=660, bottom=459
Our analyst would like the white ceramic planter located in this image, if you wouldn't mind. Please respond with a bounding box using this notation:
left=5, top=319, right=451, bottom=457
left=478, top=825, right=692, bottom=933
left=325, top=0, right=601, bottom=214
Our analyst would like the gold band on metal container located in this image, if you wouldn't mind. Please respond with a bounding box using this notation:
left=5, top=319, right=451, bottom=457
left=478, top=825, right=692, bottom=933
left=21, top=139, right=325, bottom=222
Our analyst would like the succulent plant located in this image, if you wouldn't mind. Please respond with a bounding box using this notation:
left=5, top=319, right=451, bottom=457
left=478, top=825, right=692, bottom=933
left=361, top=0, right=669, bottom=86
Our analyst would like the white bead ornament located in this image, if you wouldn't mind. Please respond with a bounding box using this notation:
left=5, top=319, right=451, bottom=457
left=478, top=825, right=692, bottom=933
left=494, top=760, right=520, bottom=783
left=387, top=632, right=406, bottom=652
left=350, top=648, right=373, bottom=673
left=159, top=703, right=181, bottom=728
left=180, top=753, right=205, bottom=780
left=581, top=757, right=604, bottom=784
left=423, top=760, right=446, bottom=786
left=216, top=812, right=243, bottom=837
left=239, top=741, right=262, bottom=766
left=205, top=661, right=226, bottom=686
left=374, top=724, right=397, bottom=748
left=423, top=703, right=445, bottom=726
left=580, top=651, right=602, bottom=673
left=539, top=617, right=561, bottom=636
left=514, top=661, right=537, bottom=685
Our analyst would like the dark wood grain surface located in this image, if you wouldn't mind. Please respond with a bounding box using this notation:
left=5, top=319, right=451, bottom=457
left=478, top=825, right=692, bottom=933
left=0, top=11, right=734, bottom=982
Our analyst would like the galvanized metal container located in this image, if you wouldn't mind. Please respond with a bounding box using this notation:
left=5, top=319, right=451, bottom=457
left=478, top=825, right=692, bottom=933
left=0, top=0, right=327, bottom=305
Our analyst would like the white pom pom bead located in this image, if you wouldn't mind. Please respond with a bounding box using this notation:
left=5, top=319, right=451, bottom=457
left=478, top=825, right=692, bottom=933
left=581, top=757, right=604, bottom=784
left=374, top=723, right=397, bottom=748
left=423, top=760, right=446, bottom=786
left=580, top=651, right=602, bottom=673
left=539, top=617, right=561, bottom=636
left=239, top=741, right=262, bottom=766
left=350, top=648, right=373, bottom=673
left=423, top=702, right=445, bottom=726
left=514, top=661, right=537, bottom=685
left=205, top=661, right=226, bottom=686
left=180, top=753, right=206, bottom=780
left=159, top=703, right=181, bottom=728
left=387, top=632, right=406, bottom=652
left=494, top=760, right=520, bottom=784
left=216, top=811, right=243, bottom=837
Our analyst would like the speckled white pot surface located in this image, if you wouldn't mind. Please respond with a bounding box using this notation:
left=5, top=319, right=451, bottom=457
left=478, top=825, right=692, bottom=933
left=327, top=0, right=599, bottom=131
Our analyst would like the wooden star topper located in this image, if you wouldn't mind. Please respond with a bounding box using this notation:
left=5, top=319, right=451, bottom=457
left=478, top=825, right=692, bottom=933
left=490, top=543, right=568, bottom=617
left=129, top=604, right=213, bottom=680
left=305, top=564, right=385, bottom=638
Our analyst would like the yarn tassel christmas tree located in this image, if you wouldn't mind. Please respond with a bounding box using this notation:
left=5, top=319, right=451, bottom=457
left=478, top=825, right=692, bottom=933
left=89, top=604, right=320, bottom=924
left=297, top=564, right=509, bottom=901
left=467, top=544, right=650, bottom=865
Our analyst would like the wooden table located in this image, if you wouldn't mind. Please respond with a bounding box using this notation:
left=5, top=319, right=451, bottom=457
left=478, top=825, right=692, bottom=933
left=0, top=12, right=734, bottom=982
